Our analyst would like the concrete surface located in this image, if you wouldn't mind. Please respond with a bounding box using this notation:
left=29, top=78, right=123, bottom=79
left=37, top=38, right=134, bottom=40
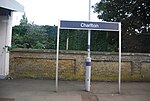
left=0, top=79, right=150, bottom=101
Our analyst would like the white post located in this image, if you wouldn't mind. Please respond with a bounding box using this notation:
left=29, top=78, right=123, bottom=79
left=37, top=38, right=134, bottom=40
left=85, top=0, right=91, bottom=92
left=56, top=20, right=60, bottom=92
left=118, top=23, right=121, bottom=93
left=0, top=13, right=13, bottom=79
left=66, top=36, right=69, bottom=50
left=5, top=12, right=13, bottom=76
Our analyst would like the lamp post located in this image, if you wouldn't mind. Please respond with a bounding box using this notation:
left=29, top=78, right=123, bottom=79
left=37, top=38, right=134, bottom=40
left=85, top=0, right=91, bottom=92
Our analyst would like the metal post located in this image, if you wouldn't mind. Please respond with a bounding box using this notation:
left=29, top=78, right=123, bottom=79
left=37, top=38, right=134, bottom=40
left=118, top=23, right=121, bottom=93
left=56, top=20, right=60, bottom=92
left=85, top=0, right=91, bottom=92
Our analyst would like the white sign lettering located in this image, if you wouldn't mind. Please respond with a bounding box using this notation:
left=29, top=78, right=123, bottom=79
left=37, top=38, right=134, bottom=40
left=80, top=23, right=99, bottom=28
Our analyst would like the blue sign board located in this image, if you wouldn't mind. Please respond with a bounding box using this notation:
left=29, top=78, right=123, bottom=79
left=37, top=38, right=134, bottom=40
left=60, top=20, right=119, bottom=31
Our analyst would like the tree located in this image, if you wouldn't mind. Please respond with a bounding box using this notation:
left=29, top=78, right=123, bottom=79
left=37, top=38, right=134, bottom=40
left=20, top=13, right=28, bottom=25
left=12, top=13, right=120, bottom=51
left=93, top=0, right=150, bottom=34
left=43, top=25, right=57, bottom=49
left=12, top=14, right=48, bottom=49
left=93, top=0, right=150, bottom=52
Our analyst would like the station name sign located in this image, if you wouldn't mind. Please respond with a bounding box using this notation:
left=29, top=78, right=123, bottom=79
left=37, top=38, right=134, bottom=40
left=60, top=20, right=120, bottom=31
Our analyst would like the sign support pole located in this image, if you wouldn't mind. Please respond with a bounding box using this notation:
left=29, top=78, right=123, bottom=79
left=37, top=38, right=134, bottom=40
left=118, top=23, right=121, bottom=93
left=85, top=0, right=91, bottom=92
left=56, top=20, right=60, bottom=92
left=57, top=19, right=121, bottom=92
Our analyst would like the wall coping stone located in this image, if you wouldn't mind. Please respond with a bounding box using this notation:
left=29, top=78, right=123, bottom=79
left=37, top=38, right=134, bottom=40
left=10, top=48, right=150, bottom=57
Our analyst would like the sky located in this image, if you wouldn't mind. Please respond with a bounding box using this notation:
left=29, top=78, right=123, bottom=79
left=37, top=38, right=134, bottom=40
left=13, top=0, right=100, bottom=26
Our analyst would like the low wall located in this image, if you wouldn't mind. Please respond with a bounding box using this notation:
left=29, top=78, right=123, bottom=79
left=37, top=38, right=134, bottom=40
left=9, top=49, right=150, bottom=81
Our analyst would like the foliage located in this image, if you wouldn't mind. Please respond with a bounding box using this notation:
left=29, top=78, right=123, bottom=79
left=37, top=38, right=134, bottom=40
left=93, top=0, right=150, bottom=34
left=12, top=25, right=48, bottom=49
left=12, top=15, right=55, bottom=49
left=93, top=0, right=150, bottom=52
left=59, top=30, right=88, bottom=50
left=12, top=1, right=150, bottom=52
left=11, top=13, right=119, bottom=52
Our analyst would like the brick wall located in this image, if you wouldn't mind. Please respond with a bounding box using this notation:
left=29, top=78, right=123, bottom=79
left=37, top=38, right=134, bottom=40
left=9, top=49, right=150, bottom=81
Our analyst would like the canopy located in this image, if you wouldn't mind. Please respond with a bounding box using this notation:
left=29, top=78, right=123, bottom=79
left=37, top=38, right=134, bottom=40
left=0, top=0, right=24, bottom=12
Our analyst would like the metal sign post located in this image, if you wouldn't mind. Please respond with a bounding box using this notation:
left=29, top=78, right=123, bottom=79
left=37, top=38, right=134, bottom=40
left=56, top=0, right=121, bottom=93
left=85, top=0, right=92, bottom=92
left=56, top=20, right=121, bottom=93
left=55, top=20, right=60, bottom=92
left=119, top=23, right=121, bottom=93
